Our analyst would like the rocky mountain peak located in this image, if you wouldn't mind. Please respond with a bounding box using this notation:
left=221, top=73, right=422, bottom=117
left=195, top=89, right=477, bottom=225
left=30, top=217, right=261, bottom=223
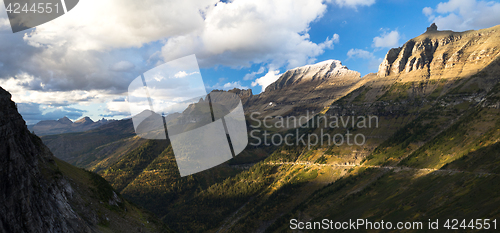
left=265, top=59, right=360, bottom=92
left=243, top=59, right=364, bottom=118
left=377, top=24, right=500, bottom=79
left=96, top=118, right=108, bottom=123
left=426, top=23, right=438, bottom=32
left=57, top=116, right=73, bottom=124
left=0, top=86, right=92, bottom=232
left=74, top=116, right=94, bottom=124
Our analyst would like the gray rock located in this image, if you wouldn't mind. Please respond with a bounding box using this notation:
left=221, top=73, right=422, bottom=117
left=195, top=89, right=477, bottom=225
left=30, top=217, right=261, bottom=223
left=427, top=23, right=438, bottom=32
left=0, top=86, right=96, bottom=233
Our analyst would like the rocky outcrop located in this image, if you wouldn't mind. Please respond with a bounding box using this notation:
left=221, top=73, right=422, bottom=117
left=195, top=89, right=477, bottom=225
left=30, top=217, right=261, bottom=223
left=211, top=88, right=254, bottom=106
left=0, top=86, right=94, bottom=233
left=378, top=25, right=500, bottom=80
left=227, top=88, right=253, bottom=99
left=426, top=23, right=438, bottom=32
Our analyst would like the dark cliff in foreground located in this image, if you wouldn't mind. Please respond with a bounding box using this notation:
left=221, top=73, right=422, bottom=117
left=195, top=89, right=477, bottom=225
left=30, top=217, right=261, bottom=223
left=0, top=86, right=170, bottom=233
left=0, top=86, right=89, bottom=232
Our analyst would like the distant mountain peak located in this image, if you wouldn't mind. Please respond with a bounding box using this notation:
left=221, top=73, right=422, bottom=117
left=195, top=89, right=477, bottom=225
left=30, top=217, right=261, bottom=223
left=96, top=118, right=108, bottom=123
left=265, top=59, right=360, bottom=92
left=74, top=116, right=94, bottom=124
left=29, top=116, right=112, bottom=136
left=211, top=88, right=253, bottom=100
left=57, top=116, right=73, bottom=124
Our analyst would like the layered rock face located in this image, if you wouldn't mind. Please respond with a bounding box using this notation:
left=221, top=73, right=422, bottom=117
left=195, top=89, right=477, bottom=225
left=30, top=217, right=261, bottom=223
left=0, top=87, right=92, bottom=233
left=378, top=25, right=500, bottom=80
left=326, top=25, right=500, bottom=139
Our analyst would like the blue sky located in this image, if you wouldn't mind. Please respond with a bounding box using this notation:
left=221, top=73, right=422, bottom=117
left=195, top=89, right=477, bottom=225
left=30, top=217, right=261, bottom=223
left=1, top=0, right=500, bottom=124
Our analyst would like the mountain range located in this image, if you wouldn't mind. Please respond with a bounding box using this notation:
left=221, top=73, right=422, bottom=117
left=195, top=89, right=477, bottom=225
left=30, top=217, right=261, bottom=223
left=2, top=24, right=500, bottom=232
left=27, top=116, right=113, bottom=136
left=0, top=87, right=171, bottom=232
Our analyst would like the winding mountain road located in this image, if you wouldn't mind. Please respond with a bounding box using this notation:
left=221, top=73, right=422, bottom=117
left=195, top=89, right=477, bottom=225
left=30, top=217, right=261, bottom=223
left=262, top=161, right=498, bottom=176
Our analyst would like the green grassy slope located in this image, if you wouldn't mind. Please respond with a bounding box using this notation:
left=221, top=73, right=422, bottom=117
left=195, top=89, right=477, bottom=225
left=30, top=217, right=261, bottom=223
left=160, top=54, right=500, bottom=232
left=54, top=157, right=173, bottom=233
left=93, top=60, right=500, bottom=232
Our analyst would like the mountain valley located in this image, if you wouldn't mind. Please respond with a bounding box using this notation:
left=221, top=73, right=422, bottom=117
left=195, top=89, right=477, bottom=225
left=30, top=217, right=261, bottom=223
left=4, top=24, right=500, bottom=233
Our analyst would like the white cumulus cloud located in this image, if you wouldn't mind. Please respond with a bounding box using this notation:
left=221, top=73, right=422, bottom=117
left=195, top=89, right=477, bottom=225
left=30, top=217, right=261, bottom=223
left=212, top=81, right=249, bottom=90
left=174, top=71, right=199, bottom=79
left=161, top=0, right=335, bottom=69
left=223, top=81, right=248, bottom=90
left=252, top=69, right=281, bottom=93
left=424, top=0, right=500, bottom=31
left=110, top=61, right=135, bottom=72
left=243, top=67, right=266, bottom=80
left=347, top=48, right=374, bottom=59
left=422, top=7, right=433, bottom=16
left=373, top=30, right=400, bottom=48
left=320, top=34, right=340, bottom=49
left=327, top=0, right=376, bottom=8
left=23, top=0, right=218, bottom=51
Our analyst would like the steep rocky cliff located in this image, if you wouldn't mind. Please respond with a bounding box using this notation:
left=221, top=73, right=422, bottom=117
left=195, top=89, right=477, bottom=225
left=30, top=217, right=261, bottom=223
left=378, top=25, right=500, bottom=81
left=0, top=86, right=91, bottom=233
left=323, top=24, right=500, bottom=166
left=0, top=86, right=170, bottom=233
